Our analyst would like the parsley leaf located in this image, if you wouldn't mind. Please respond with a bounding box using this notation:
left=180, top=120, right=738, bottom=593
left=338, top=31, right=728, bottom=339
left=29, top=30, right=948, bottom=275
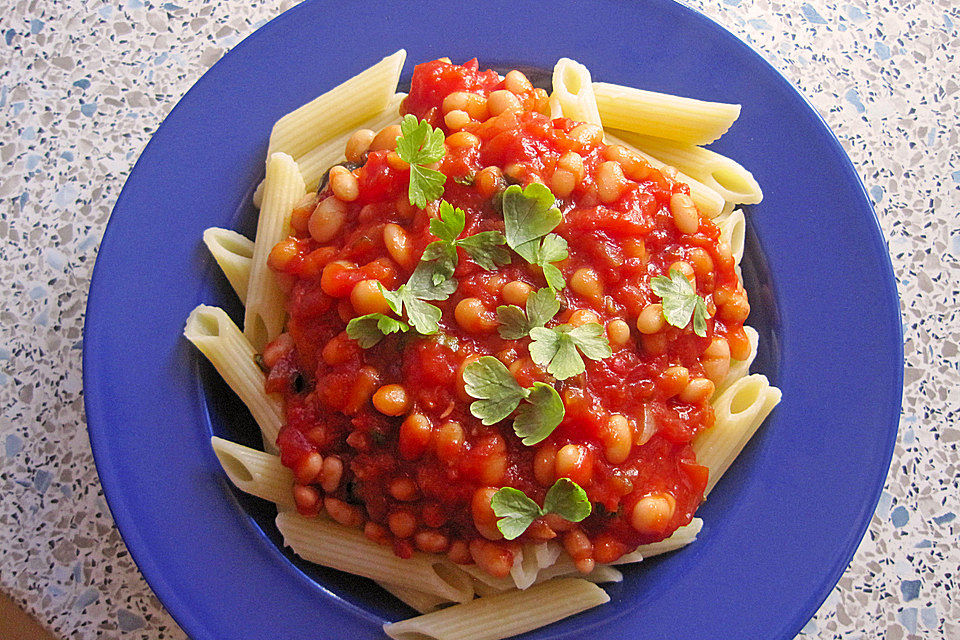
left=457, top=231, right=511, bottom=271
left=377, top=261, right=458, bottom=336
left=495, top=306, right=530, bottom=341
left=649, top=268, right=709, bottom=337
left=502, top=183, right=562, bottom=247
left=490, top=487, right=542, bottom=540
left=496, top=287, right=560, bottom=340
left=396, top=114, right=446, bottom=208
left=345, top=313, right=409, bottom=348
left=529, top=323, right=612, bottom=380
left=429, top=200, right=466, bottom=242
left=463, top=356, right=566, bottom=443
left=491, top=479, right=592, bottom=540
left=405, top=260, right=459, bottom=300
left=513, top=382, right=564, bottom=445
left=421, top=241, right=458, bottom=285
left=501, top=184, right=569, bottom=291
left=542, top=478, right=591, bottom=523
left=536, top=233, right=569, bottom=292
left=463, top=356, right=530, bottom=425
left=424, top=201, right=510, bottom=282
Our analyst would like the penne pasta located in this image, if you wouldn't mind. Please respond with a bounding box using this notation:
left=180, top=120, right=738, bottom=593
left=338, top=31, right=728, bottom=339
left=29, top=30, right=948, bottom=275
left=594, top=81, right=741, bottom=145
left=297, top=93, right=405, bottom=192
left=276, top=512, right=474, bottom=604
left=202, top=227, right=253, bottom=301
left=604, top=131, right=725, bottom=217
left=718, top=325, right=760, bottom=394
left=693, top=375, right=782, bottom=495
left=210, top=437, right=294, bottom=507
left=383, top=578, right=609, bottom=640
left=267, top=50, right=406, bottom=159
left=608, top=131, right=763, bottom=204
left=550, top=58, right=602, bottom=126
left=377, top=581, right=452, bottom=615
left=615, top=518, right=704, bottom=563
left=243, top=152, right=304, bottom=351
left=716, top=208, right=746, bottom=267
left=183, top=305, right=284, bottom=450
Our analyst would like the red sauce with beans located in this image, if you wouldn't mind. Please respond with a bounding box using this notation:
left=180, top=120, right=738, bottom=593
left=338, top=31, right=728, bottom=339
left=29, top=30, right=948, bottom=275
left=267, top=59, right=749, bottom=573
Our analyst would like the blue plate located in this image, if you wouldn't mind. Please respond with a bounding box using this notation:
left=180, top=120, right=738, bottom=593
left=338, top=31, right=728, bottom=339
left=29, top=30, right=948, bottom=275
left=83, top=1, right=903, bottom=638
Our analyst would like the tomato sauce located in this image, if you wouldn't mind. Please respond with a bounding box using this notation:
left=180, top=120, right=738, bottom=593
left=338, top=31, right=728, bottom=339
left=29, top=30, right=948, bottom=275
left=267, top=59, right=748, bottom=571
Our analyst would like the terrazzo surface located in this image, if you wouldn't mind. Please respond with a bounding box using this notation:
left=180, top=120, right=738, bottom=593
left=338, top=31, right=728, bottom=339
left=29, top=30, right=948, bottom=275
left=1, top=0, right=957, bottom=638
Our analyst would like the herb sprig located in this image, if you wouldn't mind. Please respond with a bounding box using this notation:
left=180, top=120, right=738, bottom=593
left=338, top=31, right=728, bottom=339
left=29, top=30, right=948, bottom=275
left=396, top=115, right=446, bottom=208
left=378, top=260, right=458, bottom=335
left=422, top=201, right=511, bottom=284
left=650, top=268, right=709, bottom=337
left=502, top=183, right=568, bottom=291
left=495, top=287, right=560, bottom=340
left=345, top=313, right=409, bottom=348
left=529, top=323, right=612, bottom=380
left=463, top=356, right=564, bottom=445
left=491, top=479, right=591, bottom=540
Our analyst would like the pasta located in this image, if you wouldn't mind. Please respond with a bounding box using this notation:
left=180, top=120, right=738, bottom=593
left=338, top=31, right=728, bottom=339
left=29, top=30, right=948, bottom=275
left=210, top=437, right=294, bottom=507
left=593, top=81, right=741, bottom=144
left=183, top=305, right=283, bottom=450
left=550, top=58, right=602, bottom=126
left=243, top=152, right=304, bottom=351
left=202, top=228, right=254, bottom=301
left=187, top=53, right=782, bottom=640
left=267, top=50, right=406, bottom=159
left=383, top=578, right=609, bottom=640
left=693, top=375, right=782, bottom=495
left=276, top=512, right=475, bottom=604
left=604, top=131, right=726, bottom=218
left=297, top=93, right=406, bottom=192
left=609, top=130, right=763, bottom=204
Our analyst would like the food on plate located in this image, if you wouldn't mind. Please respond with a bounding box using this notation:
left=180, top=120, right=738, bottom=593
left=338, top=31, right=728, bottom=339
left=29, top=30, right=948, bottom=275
left=185, top=51, right=780, bottom=640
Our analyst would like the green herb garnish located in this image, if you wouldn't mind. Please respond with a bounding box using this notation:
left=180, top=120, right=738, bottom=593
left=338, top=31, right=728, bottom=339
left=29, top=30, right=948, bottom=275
left=501, top=183, right=568, bottom=291
left=377, top=260, right=458, bottom=336
left=650, top=268, right=708, bottom=337
left=528, top=323, right=612, bottom=380
left=345, top=313, right=409, bottom=348
left=496, top=287, right=561, bottom=340
left=491, top=479, right=591, bottom=540
left=462, top=356, right=564, bottom=444
left=396, top=114, right=447, bottom=208
left=422, top=201, right=511, bottom=284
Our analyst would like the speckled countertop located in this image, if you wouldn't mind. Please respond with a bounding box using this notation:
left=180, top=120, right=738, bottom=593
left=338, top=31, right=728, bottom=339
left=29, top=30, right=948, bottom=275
left=1, top=0, right=957, bottom=638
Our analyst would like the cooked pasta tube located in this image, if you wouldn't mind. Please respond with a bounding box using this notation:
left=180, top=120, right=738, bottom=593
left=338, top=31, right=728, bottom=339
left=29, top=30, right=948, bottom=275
left=297, top=93, right=405, bottom=191
left=533, top=555, right=623, bottom=585
left=243, top=152, right=304, bottom=351
left=718, top=326, right=759, bottom=394
left=202, top=228, right=253, bottom=301
left=716, top=208, right=746, bottom=267
left=594, top=82, right=741, bottom=145
left=383, top=578, right=609, bottom=640
left=378, top=581, right=451, bottom=615
left=276, top=512, right=474, bottom=604
left=210, top=437, right=293, bottom=507
left=615, top=518, right=704, bottom=564
left=183, top=306, right=284, bottom=450
left=461, top=546, right=621, bottom=594
left=604, top=132, right=725, bottom=217
left=693, top=374, right=782, bottom=495
left=550, top=58, right=602, bottom=126
left=608, top=131, right=762, bottom=204
left=267, top=50, right=405, bottom=159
